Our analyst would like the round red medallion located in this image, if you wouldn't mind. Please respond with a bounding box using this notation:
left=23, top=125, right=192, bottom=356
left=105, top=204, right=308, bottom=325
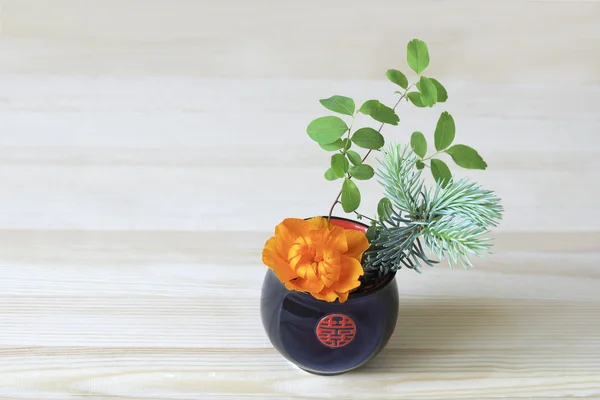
left=315, top=313, right=357, bottom=348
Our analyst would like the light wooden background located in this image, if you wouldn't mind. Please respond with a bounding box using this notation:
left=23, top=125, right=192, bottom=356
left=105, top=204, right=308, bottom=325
left=1, top=1, right=599, bottom=399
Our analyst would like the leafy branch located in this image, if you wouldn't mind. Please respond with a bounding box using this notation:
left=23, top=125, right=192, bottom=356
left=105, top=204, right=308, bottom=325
left=306, top=38, right=490, bottom=224
left=410, top=112, right=487, bottom=187
left=325, top=93, right=408, bottom=220
left=307, top=38, right=452, bottom=220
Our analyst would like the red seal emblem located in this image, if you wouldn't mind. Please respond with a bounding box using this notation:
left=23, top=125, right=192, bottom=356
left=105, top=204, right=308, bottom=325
left=315, top=313, right=356, bottom=348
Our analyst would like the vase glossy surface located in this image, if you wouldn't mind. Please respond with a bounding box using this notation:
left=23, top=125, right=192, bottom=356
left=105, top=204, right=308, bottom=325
left=260, top=217, right=399, bottom=375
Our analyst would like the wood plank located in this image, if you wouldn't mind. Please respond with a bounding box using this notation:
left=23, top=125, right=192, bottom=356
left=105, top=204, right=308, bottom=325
left=1, top=348, right=599, bottom=399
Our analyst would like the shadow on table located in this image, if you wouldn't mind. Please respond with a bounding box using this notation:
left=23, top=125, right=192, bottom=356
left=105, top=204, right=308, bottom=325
left=351, top=297, right=513, bottom=374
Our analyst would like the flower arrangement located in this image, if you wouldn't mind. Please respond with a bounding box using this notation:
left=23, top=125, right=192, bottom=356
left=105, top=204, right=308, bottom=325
left=262, top=39, right=503, bottom=303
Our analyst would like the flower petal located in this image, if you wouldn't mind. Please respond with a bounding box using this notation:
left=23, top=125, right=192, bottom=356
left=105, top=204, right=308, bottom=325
left=344, top=230, right=370, bottom=261
left=304, top=262, right=323, bottom=291
left=285, top=275, right=324, bottom=294
left=280, top=218, right=311, bottom=237
left=336, top=291, right=350, bottom=303
left=275, top=218, right=310, bottom=257
left=332, top=255, right=364, bottom=293
left=325, top=226, right=348, bottom=254
left=288, top=237, right=311, bottom=270
left=286, top=261, right=324, bottom=292
left=317, top=258, right=341, bottom=288
left=312, top=288, right=340, bottom=302
left=262, top=237, right=297, bottom=282
left=295, top=261, right=310, bottom=279
left=307, top=216, right=331, bottom=231
left=288, top=252, right=302, bottom=270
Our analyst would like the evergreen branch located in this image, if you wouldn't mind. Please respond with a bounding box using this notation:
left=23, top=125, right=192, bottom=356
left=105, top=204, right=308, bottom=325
left=362, top=206, right=437, bottom=276
left=376, top=144, right=423, bottom=215
left=425, top=178, right=503, bottom=228
left=422, top=216, right=492, bottom=268
left=367, top=142, right=504, bottom=275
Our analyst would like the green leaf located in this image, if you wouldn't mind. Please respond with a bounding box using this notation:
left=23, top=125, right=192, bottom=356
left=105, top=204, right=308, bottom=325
left=319, top=139, right=343, bottom=151
left=446, top=145, right=488, bottom=170
left=331, top=153, right=349, bottom=177
left=349, top=164, right=374, bottom=180
left=416, top=160, right=425, bottom=170
left=341, top=138, right=352, bottom=151
left=377, top=197, right=393, bottom=219
left=419, top=76, right=437, bottom=107
left=358, top=100, right=377, bottom=114
left=341, top=178, right=361, bottom=212
left=359, top=100, right=399, bottom=125
left=407, top=92, right=425, bottom=108
left=319, top=95, right=355, bottom=116
left=434, top=111, right=455, bottom=151
left=351, top=127, right=385, bottom=150
left=407, top=39, right=430, bottom=75
left=410, top=131, right=427, bottom=158
left=324, top=168, right=339, bottom=181
left=431, top=78, right=448, bottom=102
left=431, top=158, right=452, bottom=188
left=307, top=116, right=348, bottom=144
left=346, top=150, right=362, bottom=166
left=386, top=69, right=408, bottom=89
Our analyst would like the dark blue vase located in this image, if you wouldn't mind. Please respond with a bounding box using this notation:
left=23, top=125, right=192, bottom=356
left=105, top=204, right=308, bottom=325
left=260, top=217, right=399, bottom=375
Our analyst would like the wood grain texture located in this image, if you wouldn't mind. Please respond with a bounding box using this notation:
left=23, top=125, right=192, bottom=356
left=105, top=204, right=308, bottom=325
left=0, top=0, right=599, bottom=398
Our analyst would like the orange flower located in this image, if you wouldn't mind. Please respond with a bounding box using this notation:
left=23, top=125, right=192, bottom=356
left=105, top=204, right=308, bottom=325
left=262, top=216, right=370, bottom=303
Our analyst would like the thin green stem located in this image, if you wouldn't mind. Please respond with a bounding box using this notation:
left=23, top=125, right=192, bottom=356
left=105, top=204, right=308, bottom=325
left=328, top=194, right=343, bottom=221
left=328, top=88, right=411, bottom=221
left=423, top=150, right=443, bottom=161
left=355, top=212, right=377, bottom=223
left=342, top=114, right=357, bottom=154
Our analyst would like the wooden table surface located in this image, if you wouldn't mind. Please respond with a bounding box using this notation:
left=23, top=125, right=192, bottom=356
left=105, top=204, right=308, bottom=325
left=1, top=1, right=599, bottom=399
